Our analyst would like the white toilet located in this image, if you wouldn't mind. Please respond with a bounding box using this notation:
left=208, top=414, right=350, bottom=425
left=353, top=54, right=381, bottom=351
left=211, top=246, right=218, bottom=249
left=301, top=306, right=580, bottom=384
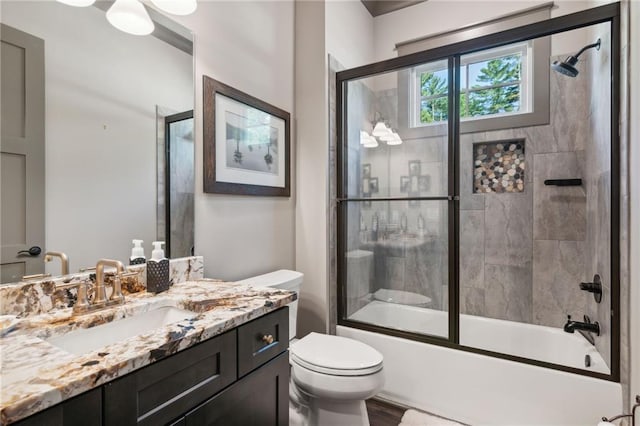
left=237, top=270, right=385, bottom=426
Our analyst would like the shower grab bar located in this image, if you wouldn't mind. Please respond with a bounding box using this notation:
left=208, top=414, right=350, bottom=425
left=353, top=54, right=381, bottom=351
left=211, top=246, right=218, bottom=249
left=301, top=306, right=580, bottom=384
left=544, top=179, right=582, bottom=186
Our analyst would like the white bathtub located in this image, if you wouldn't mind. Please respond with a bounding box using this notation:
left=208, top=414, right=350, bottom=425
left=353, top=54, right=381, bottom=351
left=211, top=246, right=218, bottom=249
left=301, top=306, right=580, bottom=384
left=340, top=301, right=622, bottom=426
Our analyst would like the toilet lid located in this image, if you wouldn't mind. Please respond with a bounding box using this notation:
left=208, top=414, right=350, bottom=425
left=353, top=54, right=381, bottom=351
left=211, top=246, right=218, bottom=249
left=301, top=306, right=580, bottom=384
left=290, top=333, right=383, bottom=376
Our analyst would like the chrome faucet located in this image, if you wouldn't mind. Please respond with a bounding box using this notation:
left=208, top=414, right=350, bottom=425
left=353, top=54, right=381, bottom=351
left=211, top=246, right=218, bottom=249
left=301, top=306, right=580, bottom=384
left=563, top=315, right=600, bottom=335
left=44, top=251, right=69, bottom=276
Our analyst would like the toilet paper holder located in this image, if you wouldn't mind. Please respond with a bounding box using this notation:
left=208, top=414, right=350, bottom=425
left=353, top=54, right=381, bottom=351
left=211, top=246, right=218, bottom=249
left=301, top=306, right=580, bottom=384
left=600, top=395, right=639, bottom=425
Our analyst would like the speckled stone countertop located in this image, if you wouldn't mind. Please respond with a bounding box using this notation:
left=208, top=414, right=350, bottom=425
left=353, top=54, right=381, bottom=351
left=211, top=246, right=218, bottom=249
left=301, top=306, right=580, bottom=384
left=0, top=279, right=296, bottom=425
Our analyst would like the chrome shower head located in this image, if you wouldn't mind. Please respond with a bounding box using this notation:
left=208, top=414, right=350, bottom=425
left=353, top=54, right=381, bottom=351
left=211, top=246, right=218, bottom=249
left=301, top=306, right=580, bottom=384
left=551, top=38, right=601, bottom=78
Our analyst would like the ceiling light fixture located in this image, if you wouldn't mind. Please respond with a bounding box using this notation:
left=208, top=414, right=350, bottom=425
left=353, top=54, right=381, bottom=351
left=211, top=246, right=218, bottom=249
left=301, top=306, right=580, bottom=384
left=363, top=117, right=403, bottom=148
left=106, top=0, right=155, bottom=36
left=150, top=0, right=197, bottom=16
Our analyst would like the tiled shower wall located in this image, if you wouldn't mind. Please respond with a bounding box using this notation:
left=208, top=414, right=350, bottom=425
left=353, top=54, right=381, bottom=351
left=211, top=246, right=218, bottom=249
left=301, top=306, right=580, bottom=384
left=461, top=46, right=611, bottom=331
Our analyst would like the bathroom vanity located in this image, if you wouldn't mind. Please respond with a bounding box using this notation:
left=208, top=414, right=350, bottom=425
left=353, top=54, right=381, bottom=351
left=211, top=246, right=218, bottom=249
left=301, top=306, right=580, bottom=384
left=0, top=279, right=295, bottom=425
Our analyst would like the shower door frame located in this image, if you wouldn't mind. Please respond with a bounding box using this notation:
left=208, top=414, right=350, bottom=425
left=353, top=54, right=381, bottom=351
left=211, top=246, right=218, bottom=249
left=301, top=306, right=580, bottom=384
left=336, top=2, right=621, bottom=381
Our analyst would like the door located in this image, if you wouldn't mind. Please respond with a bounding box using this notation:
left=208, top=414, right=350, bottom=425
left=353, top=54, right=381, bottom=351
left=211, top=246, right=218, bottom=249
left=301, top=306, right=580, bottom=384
left=1, top=24, right=45, bottom=283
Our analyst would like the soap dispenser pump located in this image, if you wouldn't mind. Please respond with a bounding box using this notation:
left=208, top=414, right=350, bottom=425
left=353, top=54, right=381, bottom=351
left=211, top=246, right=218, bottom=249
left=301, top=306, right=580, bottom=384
left=130, top=239, right=146, bottom=265
left=147, top=241, right=170, bottom=293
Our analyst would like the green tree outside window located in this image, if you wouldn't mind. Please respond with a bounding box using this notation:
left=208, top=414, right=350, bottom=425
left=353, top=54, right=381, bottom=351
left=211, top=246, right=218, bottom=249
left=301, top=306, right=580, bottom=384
left=419, top=53, right=522, bottom=124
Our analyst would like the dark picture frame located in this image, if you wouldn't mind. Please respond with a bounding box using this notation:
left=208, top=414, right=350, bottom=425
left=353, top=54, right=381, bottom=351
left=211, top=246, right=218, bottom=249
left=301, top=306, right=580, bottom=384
left=203, top=76, right=290, bottom=196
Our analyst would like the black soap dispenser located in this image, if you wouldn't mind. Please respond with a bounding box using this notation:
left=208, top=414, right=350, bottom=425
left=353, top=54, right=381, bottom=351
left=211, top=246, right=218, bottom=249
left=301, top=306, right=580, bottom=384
left=129, top=239, right=146, bottom=265
left=147, top=241, right=170, bottom=293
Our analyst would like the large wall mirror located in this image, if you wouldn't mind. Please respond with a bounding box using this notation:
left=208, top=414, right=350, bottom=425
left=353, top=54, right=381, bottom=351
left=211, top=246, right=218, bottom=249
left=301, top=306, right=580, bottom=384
left=0, top=1, right=195, bottom=283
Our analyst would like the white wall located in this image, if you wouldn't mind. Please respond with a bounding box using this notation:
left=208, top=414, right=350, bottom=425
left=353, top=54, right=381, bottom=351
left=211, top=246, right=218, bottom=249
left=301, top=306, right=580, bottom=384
left=175, top=2, right=295, bottom=281
left=1, top=2, right=192, bottom=273
left=294, top=0, right=329, bottom=336
left=325, top=0, right=374, bottom=69
left=292, top=0, right=375, bottom=337
left=372, top=0, right=610, bottom=62
left=629, top=0, right=640, bottom=407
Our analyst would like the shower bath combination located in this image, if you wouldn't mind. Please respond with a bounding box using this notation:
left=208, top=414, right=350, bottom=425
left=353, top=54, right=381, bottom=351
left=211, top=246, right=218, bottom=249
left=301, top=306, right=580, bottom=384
left=551, top=38, right=601, bottom=77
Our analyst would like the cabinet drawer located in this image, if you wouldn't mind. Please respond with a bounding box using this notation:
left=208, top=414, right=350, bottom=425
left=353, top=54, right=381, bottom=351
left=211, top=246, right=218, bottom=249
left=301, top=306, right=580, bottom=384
left=237, top=307, right=289, bottom=377
left=104, top=330, right=236, bottom=426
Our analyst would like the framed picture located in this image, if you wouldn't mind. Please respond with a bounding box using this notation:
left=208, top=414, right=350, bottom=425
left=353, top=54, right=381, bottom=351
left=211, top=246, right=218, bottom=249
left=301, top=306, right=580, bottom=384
left=362, top=164, right=371, bottom=178
left=419, top=175, right=430, bottom=192
left=409, top=160, right=421, bottom=176
left=400, top=176, right=410, bottom=193
left=369, top=177, right=379, bottom=194
left=362, top=177, right=371, bottom=196
left=203, top=76, right=290, bottom=196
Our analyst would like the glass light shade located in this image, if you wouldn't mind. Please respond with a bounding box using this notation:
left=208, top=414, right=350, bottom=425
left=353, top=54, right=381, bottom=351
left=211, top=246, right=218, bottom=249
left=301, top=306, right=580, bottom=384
left=359, top=131, right=370, bottom=145
left=372, top=121, right=391, bottom=137
left=56, top=0, right=96, bottom=6
left=379, top=131, right=397, bottom=141
left=150, top=0, right=197, bottom=16
left=106, top=0, right=155, bottom=36
left=363, top=139, right=379, bottom=148
left=386, top=133, right=403, bottom=145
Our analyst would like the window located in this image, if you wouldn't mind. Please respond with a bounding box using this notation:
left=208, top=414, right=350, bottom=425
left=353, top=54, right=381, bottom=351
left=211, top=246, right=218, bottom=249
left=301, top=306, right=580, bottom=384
left=412, top=42, right=531, bottom=127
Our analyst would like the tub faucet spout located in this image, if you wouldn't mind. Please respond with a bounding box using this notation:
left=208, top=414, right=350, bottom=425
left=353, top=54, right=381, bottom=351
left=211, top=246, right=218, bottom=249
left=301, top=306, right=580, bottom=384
left=563, top=315, right=600, bottom=335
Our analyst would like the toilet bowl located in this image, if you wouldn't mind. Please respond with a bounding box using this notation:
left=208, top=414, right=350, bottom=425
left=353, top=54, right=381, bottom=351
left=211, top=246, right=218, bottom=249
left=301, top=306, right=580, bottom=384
left=237, top=270, right=385, bottom=426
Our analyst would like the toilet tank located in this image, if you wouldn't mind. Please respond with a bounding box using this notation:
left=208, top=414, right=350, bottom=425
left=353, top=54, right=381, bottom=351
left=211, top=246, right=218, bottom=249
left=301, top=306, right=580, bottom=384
left=236, top=270, right=303, bottom=340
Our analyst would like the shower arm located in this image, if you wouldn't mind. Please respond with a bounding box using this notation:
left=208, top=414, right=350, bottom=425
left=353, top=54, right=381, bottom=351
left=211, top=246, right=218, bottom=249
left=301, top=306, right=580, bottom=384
left=573, top=39, right=601, bottom=59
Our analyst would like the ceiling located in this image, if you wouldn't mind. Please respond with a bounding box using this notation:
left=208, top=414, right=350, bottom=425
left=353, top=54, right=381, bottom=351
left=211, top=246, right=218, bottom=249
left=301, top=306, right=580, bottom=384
left=361, top=0, right=427, bottom=17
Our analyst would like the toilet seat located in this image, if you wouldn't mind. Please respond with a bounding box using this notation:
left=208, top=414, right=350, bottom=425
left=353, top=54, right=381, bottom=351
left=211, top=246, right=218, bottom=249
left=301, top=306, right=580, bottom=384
left=290, top=333, right=383, bottom=376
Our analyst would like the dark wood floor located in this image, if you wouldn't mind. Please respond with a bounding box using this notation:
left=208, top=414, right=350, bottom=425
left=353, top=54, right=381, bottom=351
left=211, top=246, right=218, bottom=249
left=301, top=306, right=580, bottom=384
left=366, top=398, right=405, bottom=426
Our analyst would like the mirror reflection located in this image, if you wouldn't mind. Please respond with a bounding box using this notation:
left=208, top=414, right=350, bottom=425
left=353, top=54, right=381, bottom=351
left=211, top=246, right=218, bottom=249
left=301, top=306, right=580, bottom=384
left=0, top=1, right=194, bottom=283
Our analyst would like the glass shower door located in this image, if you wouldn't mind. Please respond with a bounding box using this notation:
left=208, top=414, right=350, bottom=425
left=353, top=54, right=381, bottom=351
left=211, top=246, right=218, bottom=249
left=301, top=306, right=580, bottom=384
left=340, top=59, right=452, bottom=339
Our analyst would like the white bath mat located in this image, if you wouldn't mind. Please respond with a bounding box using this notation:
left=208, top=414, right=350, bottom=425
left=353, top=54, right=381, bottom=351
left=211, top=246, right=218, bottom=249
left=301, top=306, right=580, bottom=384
left=399, top=408, right=465, bottom=426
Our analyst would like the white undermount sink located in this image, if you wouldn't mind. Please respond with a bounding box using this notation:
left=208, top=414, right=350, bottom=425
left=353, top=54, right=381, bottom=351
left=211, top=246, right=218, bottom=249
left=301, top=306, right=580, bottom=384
left=46, top=306, right=197, bottom=355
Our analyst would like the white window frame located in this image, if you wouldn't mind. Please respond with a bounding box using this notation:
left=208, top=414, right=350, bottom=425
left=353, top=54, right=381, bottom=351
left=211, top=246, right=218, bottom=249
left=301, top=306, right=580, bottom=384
left=410, top=41, right=533, bottom=128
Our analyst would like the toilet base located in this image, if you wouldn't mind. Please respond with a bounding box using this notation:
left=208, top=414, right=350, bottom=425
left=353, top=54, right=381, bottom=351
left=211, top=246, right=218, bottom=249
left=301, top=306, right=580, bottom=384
left=309, top=399, right=370, bottom=426
left=289, top=376, right=372, bottom=426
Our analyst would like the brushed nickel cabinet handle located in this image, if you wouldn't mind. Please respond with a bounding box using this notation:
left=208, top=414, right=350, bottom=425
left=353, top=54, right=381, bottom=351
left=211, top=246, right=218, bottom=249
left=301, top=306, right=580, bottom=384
left=262, top=334, right=274, bottom=345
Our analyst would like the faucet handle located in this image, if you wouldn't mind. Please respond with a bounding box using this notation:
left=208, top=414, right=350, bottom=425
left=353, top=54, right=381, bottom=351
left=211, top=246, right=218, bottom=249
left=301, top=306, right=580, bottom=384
left=566, top=314, right=572, bottom=321
left=74, top=282, right=91, bottom=312
left=109, top=275, right=125, bottom=303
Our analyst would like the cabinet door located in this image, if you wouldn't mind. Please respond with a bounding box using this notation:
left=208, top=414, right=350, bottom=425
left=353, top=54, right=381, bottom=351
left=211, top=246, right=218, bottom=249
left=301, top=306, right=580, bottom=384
left=104, top=330, right=236, bottom=426
left=13, top=388, right=101, bottom=426
left=185, top=351, right=289, bottom=426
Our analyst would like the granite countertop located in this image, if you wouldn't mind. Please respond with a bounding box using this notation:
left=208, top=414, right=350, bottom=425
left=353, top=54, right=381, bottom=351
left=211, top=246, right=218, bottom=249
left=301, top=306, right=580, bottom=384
left=0, top=280, right=296, bottom=425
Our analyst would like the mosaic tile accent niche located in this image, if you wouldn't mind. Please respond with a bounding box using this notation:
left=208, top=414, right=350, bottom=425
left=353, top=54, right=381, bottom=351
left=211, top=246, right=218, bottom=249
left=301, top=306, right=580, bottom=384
left=473, top=139, right=525, bottom=193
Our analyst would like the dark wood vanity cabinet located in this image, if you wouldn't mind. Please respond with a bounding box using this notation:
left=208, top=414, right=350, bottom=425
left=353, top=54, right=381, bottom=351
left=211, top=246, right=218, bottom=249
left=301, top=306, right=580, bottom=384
left=14, top=307, right=289, bottom=426
left=12, top=387, right=102, bottom=426
left=180, top=351, right=289, bottom=426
